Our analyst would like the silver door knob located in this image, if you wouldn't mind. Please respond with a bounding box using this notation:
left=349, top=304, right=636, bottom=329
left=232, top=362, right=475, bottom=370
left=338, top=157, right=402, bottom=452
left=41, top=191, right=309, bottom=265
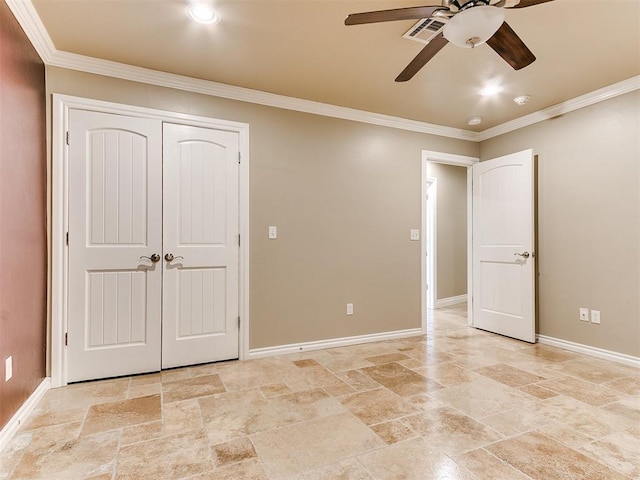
left=164, top=253, right=184, bottom=262
left=140, top=253, right=161, bottom=263
left=514, top=252, right=530, bottom=258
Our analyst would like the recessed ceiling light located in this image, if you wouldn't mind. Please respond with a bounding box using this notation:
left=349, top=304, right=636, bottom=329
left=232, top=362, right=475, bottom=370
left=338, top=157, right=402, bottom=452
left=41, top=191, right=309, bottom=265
left=467, top=116, right=482, bottom=126
left=480, top=85, right=503, bottom=96
left=187, top=4, right=220, bottom=24
left=514, top=95, right=531, bottom=106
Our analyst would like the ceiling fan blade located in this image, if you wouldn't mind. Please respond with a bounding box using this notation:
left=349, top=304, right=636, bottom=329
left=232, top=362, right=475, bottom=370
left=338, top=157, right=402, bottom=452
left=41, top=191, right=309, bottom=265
left=345, top=6, right=445, bottom=26
left=486, top=22, right=536, bottom=70
left=507, top=0, right=554, bottom=9
left=395, top=32, right=449, bottom=82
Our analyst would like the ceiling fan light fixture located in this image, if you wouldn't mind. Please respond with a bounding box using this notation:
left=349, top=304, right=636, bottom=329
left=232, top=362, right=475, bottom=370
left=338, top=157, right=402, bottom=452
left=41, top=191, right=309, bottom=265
left=186, top=4, right=220, bottom=24
left=514, top=95, right=531, bottom=105
left=443, top=6, right=505, bottom=48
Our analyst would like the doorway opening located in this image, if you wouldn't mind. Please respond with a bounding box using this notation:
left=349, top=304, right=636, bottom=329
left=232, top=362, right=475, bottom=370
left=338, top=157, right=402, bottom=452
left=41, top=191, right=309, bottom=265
left=421, top=151, right=478, bottom=333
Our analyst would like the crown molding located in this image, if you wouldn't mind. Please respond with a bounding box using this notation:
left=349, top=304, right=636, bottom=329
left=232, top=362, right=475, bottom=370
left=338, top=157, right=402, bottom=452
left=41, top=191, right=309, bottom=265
left=7, top=0, right=639, bottom=144
left=47, top=51, right=479, bottom=141
left=478, top=76, right=640, bottom=141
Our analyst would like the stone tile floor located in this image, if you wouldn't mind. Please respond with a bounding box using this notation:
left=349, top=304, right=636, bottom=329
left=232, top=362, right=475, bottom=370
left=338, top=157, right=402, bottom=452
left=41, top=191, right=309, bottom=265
left=1, top=304, right=639, bottom=479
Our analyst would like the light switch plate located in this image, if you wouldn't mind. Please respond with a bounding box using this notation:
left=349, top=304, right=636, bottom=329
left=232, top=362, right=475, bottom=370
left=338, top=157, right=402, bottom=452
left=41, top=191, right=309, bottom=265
left=591, top=310, right=601, bottom=324
left=410, top=229, right=420, bottom=241
left=268, top=226, right=277, bottom=239
left=346, top=303, right=354, bottom=316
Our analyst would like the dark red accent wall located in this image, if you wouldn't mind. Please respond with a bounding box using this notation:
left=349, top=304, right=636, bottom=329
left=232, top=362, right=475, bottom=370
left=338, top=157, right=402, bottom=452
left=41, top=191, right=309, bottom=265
left=0, top=1, right=47, bottom=429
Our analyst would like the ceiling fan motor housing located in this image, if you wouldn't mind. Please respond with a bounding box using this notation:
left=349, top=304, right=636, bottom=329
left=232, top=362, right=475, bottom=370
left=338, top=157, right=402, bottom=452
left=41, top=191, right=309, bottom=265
left=443, top=6, right=505, bottom=48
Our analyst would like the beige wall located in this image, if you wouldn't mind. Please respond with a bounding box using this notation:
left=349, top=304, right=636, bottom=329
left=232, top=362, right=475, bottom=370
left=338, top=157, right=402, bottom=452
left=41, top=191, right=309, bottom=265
left=427, top=162, right=467, bottom=300
left=44, top=68, right=639, bottom=358
left=45, top=67, right=479, bottom=349
left=480, top=91, right=640, bottom=357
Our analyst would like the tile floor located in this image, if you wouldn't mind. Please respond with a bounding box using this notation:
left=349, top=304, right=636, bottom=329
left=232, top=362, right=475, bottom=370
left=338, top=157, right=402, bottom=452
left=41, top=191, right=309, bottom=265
left=1, top=304, right=639, bottom=479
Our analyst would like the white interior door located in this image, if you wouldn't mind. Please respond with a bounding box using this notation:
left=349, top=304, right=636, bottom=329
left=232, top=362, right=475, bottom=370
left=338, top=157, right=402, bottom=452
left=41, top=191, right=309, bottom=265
left=67, top=110, right=163, bottom=382
left=471, top=149, right=535, bottom=343
left=162, top=123, right=240, bottom=368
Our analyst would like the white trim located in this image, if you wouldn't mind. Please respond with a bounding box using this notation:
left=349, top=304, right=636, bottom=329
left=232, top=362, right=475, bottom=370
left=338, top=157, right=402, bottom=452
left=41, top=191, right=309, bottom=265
left=49, top=51, right=476, bottom=140
left=10, top=1, right=638, bottom=143
left=0, top=378, right=50, bottom=453
left=466, top=169, right=473, bottom=327
left=479, top=76, right=640, bottom=141
left=247, top=328, right=424, bottom=360
left=422, top=151, right=478, bottom=167
left=425, top=177, right=437, bottom=312
left=435, top=294, right=468, bottom=309
left=51, top=94, right=250, bottom=387
left=537, top=335, right=640, bottom=369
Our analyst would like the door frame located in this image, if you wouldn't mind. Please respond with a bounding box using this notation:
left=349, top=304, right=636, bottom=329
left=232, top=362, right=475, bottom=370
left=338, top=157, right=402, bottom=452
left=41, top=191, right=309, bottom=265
left=421, top=151, right=478, bottom=333
left=51, top=94, right=250, bottom=387
left=425, top=177, right=437, bottom=309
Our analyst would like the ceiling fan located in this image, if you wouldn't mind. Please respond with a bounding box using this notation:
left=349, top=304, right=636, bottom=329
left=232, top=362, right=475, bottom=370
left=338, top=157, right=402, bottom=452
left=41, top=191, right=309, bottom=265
left=345, top=0, right=554, bottom=82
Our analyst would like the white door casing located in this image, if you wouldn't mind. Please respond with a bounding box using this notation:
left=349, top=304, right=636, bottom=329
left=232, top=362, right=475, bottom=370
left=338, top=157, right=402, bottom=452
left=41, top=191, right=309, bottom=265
left=67, top=110, right=163, bottom=382
left=425, top=177, right=437, bottom=309
left=162, top=123, right=240, bottom=368
left=472, top=149, right=535, bottom=343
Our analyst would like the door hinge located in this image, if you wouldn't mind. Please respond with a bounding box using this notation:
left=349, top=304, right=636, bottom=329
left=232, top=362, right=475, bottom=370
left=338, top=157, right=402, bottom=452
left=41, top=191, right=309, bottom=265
left=237, top=316, right=240, bottom=328
left=66, top=131, right=69, bottom=145
left=66, top=232, right=69, bottom=245
left=64, top=332, right=68, bottom=346
left=238, top=234, right=241, bottom=246
left=238, top=152, right=241, bottom=164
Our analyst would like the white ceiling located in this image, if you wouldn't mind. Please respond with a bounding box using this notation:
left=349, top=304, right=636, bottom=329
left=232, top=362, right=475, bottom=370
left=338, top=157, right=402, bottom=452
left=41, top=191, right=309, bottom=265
left=27, top=0, right=640, bottom=131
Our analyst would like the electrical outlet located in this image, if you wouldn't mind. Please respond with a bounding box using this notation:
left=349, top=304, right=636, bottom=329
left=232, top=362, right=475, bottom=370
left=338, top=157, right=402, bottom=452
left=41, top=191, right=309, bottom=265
left=5, top=356, right=12, bottom=382
left=579, top=308, right=589, bottom=322
left=410, top=229, right=420, bottom=241
left=268, top=226, right=277, bottom=239
left=591, top=310, right=601, bottom=324
left=346, top=303, right=354, bottom=316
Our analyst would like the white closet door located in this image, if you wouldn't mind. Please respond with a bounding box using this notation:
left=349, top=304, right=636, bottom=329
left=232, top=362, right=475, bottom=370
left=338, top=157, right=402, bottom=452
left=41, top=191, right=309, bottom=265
left=162, top=123, right=240, bottom=368
left=472, top=149, right=536, bottom=343
left=67, top=110, right=163, bottom=382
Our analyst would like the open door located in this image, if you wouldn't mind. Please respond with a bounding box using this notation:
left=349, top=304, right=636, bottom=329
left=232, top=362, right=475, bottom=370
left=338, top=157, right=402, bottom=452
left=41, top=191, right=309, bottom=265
left=471, top=149, right=535, bottom=343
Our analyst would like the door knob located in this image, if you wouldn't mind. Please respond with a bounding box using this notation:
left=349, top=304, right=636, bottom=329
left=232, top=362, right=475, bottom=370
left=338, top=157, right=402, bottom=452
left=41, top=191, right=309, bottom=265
left=164, top=253, right=184, bottom=262
left=139, top=253, right=161, bottom=263
left=514, top=252, right=530, bottom=259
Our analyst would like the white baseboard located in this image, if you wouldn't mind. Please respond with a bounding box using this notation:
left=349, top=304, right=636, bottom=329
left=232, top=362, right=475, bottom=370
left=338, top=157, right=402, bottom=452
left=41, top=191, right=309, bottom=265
left=0, top=377, right=50, bottom=453
left=435, top=294, right=468, bottom=309
left=247, top=328, right=424, bottom=360
left=537, top=335, right=640, bottom=368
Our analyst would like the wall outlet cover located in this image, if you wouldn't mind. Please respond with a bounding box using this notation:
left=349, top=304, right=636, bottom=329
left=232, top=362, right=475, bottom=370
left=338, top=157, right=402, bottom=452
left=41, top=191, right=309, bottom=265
left=579, top=308, right=589, bottom=322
